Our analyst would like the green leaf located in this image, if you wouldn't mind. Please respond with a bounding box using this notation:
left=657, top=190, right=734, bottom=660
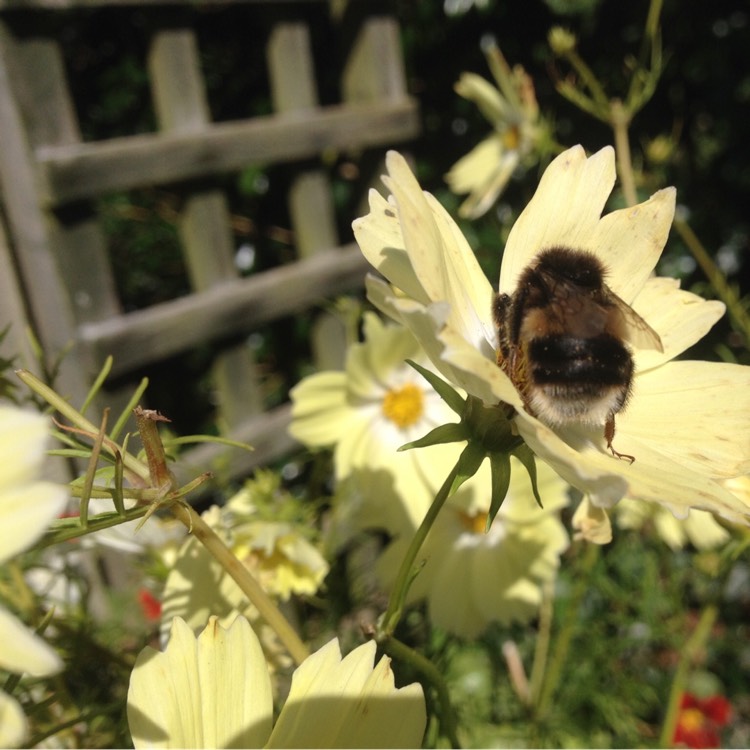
left=512, top=443, right=544, bottom=508
left=398, top=422, right=468, bottom=452
left=405, top=359, right=466, bottom=415
left=486, top=452, right=512, bottom=531
left=451, top=441, right=486, bottom=495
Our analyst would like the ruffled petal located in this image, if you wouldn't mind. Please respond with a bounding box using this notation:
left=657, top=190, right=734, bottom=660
left=0, top=606, right=62, bottom=676
left=632, top=278, right=725, bottom=371
left=267, top=639, right=426, bottom=749
left=289, top=372, right=359, bottom=448
left=128, top=616, right=273, bottom=749
left=590, top=187, right=676, bottom=302
left=0, top=690, right=27, bottom=748
left=499, top=146, right=616, bottom=294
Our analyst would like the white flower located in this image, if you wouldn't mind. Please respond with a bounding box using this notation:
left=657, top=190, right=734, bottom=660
left=290, top=312, right=468, bottom=532
left=128, top=616, right=426, bottom=748
left=353, top=146, right=750, bottom=528
left=377, top=458, right=569, bottom=637
left=160, top=483, right=328, bottom=668
left=0, top=406, right=67, bottom=747
left=445, top=42, right=551, bottom=218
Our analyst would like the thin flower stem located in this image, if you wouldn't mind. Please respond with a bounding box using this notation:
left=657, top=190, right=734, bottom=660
left=16, top=369, right=310, bottom=666
left=658, top=603, right=718, bottom=748
left=610, top=99, right=638, bottom=207
left=673, top=218, right=750, bottom=349
left=15, top=369, right=150, bottom=483
left=169, top=501, right=310, bottom=666
left=529, top=575, right=555, bottom=707
left=534, top=542, right=600, bottom=720
left=380, top=635, right=461, bottom=749
left=563, top=49, right=610, bottom=111
left=378, top=459, right=461, bottom=637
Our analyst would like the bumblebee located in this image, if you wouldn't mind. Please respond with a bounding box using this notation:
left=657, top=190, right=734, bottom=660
left=493, top=246, right=663, bottom=461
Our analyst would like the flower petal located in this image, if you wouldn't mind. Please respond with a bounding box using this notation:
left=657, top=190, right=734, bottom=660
left=289, top=372, right=356, bottom=447
left=572, top=497, right=613, bottom=544
left=499, top=146, right=616, bottom=294
left=353, top=189, right=430, bottom=307
left=0, top=606, right=62, bottom=676
left=128, top=616, right=273, bottom=749
left=632, top=278, right=725, bottom=370
left=0, top=407, right=50, bottom=492
left=267, top=638, right=426, bottom=748
left=0, top=690, right=27, bottom=748
left=622, top=360, right=750, bottom=479
left=0, top=481, right=69, bottom=564
left=590, top=187, right=676, bottom=302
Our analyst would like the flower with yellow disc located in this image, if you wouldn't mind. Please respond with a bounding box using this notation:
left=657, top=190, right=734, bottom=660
left=353, top=146, right=750, bottom=530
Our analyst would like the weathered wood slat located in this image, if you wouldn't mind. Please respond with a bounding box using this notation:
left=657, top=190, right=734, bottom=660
left=35, top=100, right=419, bottom=205
left=149, top=27, right=264, bottom=424
left=79, top=245, right=371, bottom=378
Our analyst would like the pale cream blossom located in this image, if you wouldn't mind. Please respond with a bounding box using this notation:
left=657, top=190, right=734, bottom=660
left=290, top=312, right=467, bottom=533
left=128, top=615, right=426, bottom=748
left=160, top=479, right=327, bottom=667
left=353, top=146, right=750, bottom=529
left=290, top=313, right=570, bottom=633
left=377, top=457, right=569, bottom=637
left=0, top=406, right=67, bottom=747
left=445, top=42, right=552, bottom=218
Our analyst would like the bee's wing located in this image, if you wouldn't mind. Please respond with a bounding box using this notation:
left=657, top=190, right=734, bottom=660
left=611, top=292, right=664, bottom=352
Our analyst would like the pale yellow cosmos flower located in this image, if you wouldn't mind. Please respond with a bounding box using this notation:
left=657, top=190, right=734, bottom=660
left=353, top=146, right=750, bottom=529
left=377, top=457, right=569, bottom=638
left=0, top=406, right=67, bottom=747
left=290, top=312, right=470, bottom=533
left=160, top=487, right=328, bottom=660
left=290, top=313, right=570, bottom=632
left=445, top=42, right=551, bottom=218
left=128, top=616, right=426, bottom=749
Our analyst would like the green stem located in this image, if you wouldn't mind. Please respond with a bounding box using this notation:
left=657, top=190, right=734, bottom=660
left=170, top=501, right=310, bottom=666
left=535, top=542, right=600, bottom=720
left=15, top=369, right=149, bottom=483
left=658, top=604, right=718, bottom=748
left=529, top=576, right=555, bottom=707
left=673, top=219, right=750, bottom=349
left=380, top=635, right=461, bottom=749
left=17, top=368, right=310, bottom=666
left=610, top=99, right=638, bottom=207
left=378, top=459, right=461, bottom=636
left=563, top=49, right=610, bottom=111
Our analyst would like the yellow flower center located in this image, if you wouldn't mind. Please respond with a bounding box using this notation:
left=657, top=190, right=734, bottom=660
left=502, top=125, right=521, bottom=150
left=382, top=383, right=424, bottom=429
left=679, top=708, right=706, bottom=734
left=459, top=510, right=489, bottom=535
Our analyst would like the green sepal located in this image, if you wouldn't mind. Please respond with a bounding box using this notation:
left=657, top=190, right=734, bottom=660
left=405, top=359, right=465, bottom=415
left=512, top=443, right=544, bottom=508
left=451, top=441, right=486, bottom=495
left=398, top=422, right=468, bottom=452
left=486, top=452, right=512, bottom=532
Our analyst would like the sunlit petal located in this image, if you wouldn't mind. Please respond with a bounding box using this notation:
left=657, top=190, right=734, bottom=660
left=128, top=616, right=273, bottom=749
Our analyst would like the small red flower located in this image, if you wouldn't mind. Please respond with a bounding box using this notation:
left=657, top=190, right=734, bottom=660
left=137, top=588, right=162, bottom=622
left=673, top=692, right=732, bottom=749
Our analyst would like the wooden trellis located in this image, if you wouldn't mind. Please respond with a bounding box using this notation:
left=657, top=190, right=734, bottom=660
left=0, top=0, right=418, bottom=485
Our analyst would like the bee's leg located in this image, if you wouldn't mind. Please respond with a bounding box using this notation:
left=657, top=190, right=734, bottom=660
left=605, top=415, right=635, bottom=464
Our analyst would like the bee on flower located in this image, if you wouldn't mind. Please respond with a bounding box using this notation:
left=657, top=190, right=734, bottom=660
left=353, top=146, right=750, bottom=535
